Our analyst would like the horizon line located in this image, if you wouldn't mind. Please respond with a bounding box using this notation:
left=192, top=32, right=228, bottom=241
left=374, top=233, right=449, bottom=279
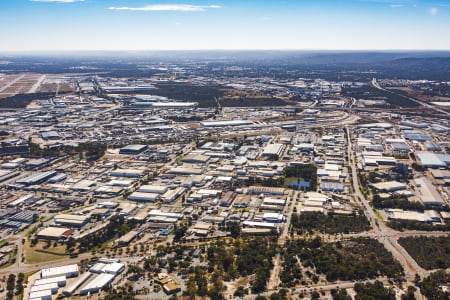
left=1, top=49, right=450, bottom=54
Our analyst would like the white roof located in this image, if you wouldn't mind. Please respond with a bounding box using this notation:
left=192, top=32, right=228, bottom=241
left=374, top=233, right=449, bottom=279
left=102, top=262, right=125, bottom=274
left=81, top=273, right=115, bottom=291
left=29, top=290, right=52, bottom=298
left=41, top=264, right=79, bottom=279
left=34, top=276, right=66, bottom=286
left=30, top=283, right=58, bottom=293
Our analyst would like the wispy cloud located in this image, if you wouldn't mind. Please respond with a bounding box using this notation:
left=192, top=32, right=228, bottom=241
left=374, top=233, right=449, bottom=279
left=30, top=0, right=84, bottom=2
left=390, top=4, right=405, bottom=8
left=108, top=4, right=221, bottom=12
left=429, top=7, right=439, bottom=15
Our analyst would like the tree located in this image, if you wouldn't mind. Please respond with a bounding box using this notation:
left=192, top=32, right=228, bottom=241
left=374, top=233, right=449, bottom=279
left=234, top=286, right=247, bottom=298
left=226, top=221, right=241, bottom=238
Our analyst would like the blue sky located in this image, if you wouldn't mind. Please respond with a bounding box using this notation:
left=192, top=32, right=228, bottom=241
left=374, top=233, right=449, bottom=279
left=0, top=0, right=449, bottom=51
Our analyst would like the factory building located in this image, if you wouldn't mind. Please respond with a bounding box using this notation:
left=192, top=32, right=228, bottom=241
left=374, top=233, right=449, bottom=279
left=111, top=168, right=145, bottom=178
left=79, top=273, right=115, bottom=295
left=128, top=191, right=159, bottom=202
left=37, top=227, right=73, bottom=241
left=413, top=177, right=445, bottom=206
left=54, top=214, right=90, bottom=227
left=41, top=264, right=79, bottom=279
left=119, top=144, right=148, bottom=155
left=16, top=171, right=57, bottom=186
left=261, top=143, right=284, bottom=160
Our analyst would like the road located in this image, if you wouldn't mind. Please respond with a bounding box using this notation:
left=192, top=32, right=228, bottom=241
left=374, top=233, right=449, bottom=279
left=371, top=78, right=449, bottom=116
left=0, top=74, right=25, bottom=93
left=267, top=191, right=299, bottom=290
left=28, top=75, right=46, bottom=93
left=345, top=126, right=427, bottom=280
left=245, top=278, right=389, bottom=299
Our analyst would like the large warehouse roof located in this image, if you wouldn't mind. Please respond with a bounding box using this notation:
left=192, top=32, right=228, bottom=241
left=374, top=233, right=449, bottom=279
left=416, top=152, right=450, bottom=167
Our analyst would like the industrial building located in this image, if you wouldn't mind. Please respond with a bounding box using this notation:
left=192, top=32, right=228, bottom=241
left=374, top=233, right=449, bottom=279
left=117, top=230, right=139, bottom=245
left=110, top=168, right=145, bottom=178
left=119, top=144, right=148, bottom=155
left=263, top=213, right=284, bottom=223
left=29, top=289, right=52, bottom=300
left=128, top=191, right=159, bottom=202
left=37, top=227, right=73, bottom=240
left=79, top=273, right=115, bottom=295
left=413, top=177, right=445, bottom=206
left=41, top=264, right=79, bottom=279
left=138, top=184, right=168, bottom=194
left=33, top=276, right=66, bottom=287
left=261, top=143, right=284, bottom=159
left=416, top=152, right=450, bottom=168
left=62, top=272, right=92, bottom=296
left=54, top=214, right=90, bottom=227
left=16, top=171, right=57, bottom=186
left=370, top=181, right=407, bottom=192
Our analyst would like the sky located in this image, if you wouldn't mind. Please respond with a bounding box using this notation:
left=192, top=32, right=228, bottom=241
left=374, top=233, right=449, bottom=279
left=0, top=0, right=449, bottom=52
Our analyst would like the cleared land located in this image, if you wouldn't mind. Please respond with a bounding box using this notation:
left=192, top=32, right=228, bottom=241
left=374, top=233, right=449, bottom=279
left=23, top=240, right=69, bottom=264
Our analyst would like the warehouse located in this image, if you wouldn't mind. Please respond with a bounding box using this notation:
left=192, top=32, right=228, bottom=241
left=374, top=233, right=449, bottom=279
left=370, top=181, right=407, bottom=192
left=181, top=154, right=210, bottom=164
left=47, top=173, right=67, bottom=184
left=161, top=187, right=185, bottom=203
left=403, top=131, right=433, bottom=141
left=414, top=177, right=445, bottom=206
left=29, top=290, right=52, bottom=300
left=296, top=143, right=315, bottom=152
left=233, top=195, right=251, bottom=208
left=54, top=214, right=90, bottom=227
left=102, top=262, right=125, bottom=275
left=89, top=263, right=107, bottom=273
left=62, top=272, right=92, bottom=296
left=261, top=143, right=284, bottom=159
left=128, top=191, right=159, bottom=202
left=247, top=186, right=285, bottom=195
left=41, top=264, right=79, bottom=279
left=219, top=191, right=235, bottom=207
left=16, top=171, right=57, bottom=186
left=263, top=213, right=284, bottom=223
left=119, top=144, right=148, bottom=155
left=390, top=142, right=411, bottom=153
left=71, top=179, right=96, bottom=191
left=7, top=194, right=34, bottom=208
left=33, top=276, right=66, bottom=287
left=8, top=211, right=35, bottom=223
left=111, top=168, right=145, bottom=178
left=416, top=152, right=450, bottom=168
left=30, top=282, right=59, bottom=294
left=242, top=221, right=277, bottom=228
left=138, top=184, right=168, bottom=194
left=117, top=230, right=139, bottom=245
left=320, top=182, right=345, bottom=193
left=262, top=198, right=286, bottom=206
left=79, top=273, right=115, bottom=295
left=148, top=209, right=184, bottom=220
left=37, top=227, right=73, bottom=240
left=118, top=202, right=138, bottom=216
left=168, top=167, right=203, bottom=175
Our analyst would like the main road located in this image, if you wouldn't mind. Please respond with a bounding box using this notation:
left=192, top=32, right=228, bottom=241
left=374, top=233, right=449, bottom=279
left=371, top=78, right=449, bottom=116
left=267, top=190, right=299, bottom=290
left=345, top=126, right=428, bottom=281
